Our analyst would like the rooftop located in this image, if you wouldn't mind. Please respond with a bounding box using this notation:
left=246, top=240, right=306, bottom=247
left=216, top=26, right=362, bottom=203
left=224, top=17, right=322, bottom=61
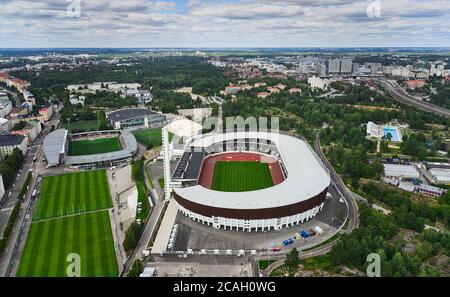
left=0, top=134, right=26, bottom=146
left=174, top=132, right=330, bottom=210
left=107, top=108, right=161, bottom=123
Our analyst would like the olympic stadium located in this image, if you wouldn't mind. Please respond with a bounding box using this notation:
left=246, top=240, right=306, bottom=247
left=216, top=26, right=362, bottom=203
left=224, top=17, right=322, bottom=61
left=168, top=131, right=331, bottom=232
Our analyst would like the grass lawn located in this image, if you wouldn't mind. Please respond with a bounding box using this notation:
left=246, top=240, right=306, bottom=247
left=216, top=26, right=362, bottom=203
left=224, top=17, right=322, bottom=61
left=17, top=210, right=118, bottom=277
left=62, top=120, right=99, bottom=133
left=211, top=161, right=273, bottom=192
left=68, top=137, right=122, bottom=156
left=132, top=128, right=174, bottom=149
left=158, top=178, right=165, bottom=189
left=33, top=170, right=112, bottom=221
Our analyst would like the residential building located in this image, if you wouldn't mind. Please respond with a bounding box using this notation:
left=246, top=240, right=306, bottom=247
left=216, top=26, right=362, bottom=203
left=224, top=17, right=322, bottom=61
left=308, top=76, right=330, bottom=90
left=288, top=88, right=302, bottom=94
left=0, top=118, right=10, bottom=134
left=328, top=59, right=341, bottom=74
left=415, top=184, right=444, bottom=197
left=11, top=120, right=42, bottom=143
left=257, top=92, right=270, bottom=98
left=38, top=106, right=54, bottom=122
left=0, top=134, right=27, bottom=159
left=406, top=79, right=426, bottom=89
left=0, top=174, right=4, bottom=200
left=0, top=98, right=12, bottom=118
left=340, top=59, right=353, bottom=74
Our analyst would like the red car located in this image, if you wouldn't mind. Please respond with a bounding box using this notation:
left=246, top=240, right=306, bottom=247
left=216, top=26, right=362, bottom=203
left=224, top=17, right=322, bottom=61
left=273, top=246, right=281, bottom=252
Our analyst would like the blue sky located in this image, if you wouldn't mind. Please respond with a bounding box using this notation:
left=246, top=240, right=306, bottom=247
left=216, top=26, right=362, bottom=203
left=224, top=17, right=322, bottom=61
left=0, top=0, right=449, bottom=48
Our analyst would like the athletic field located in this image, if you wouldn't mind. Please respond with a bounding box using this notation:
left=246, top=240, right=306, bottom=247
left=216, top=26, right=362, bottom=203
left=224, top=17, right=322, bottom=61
left=68, top=137, right=122, bottom=156
left=17, top=210, right=118, bottom=277
left=33, top=170, right=112, bottom=221
left=211, top=161, right=274, bottom=192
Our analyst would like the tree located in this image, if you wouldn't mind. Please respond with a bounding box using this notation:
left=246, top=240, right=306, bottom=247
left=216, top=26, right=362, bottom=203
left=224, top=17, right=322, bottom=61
left=285, top=248, right=299, bottom=268
left=123, top=222, right=143, bottom=255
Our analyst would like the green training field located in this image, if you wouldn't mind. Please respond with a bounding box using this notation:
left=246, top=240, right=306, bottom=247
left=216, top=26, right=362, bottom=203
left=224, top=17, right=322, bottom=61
left=132, top=128, right=175, bottom=149
left=17, top=210, right=118, bottom=277
left=68, top=137, right=122, bottom=156
left=132, top=128, right=163, bottom=149
left=33, top=170, right=112, bottom=221
left=211, top=161, right=274, bottom=192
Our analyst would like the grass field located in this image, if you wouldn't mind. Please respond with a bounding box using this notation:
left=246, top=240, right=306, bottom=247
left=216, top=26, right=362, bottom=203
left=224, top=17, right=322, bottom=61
left=33, top=170, right=112, bottom=221
left=62, top=120, right=99, bottom=133
left=68, top=137, right=122, bottom=156
left=17, top=210, right=118, bottom=277
left=132, top=128, right=174, bottom=149
left=211, top=161, right=273, bottom=192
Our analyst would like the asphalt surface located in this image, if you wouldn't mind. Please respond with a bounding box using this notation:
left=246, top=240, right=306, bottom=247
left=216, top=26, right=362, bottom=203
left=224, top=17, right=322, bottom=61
left=313, top=133, right=359, bottom=232
left=374, top=78, right=450, bottom=118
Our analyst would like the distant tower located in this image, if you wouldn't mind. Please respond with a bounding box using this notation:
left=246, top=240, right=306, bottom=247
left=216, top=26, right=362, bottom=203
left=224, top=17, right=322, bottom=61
left=162, top=126, right=171, bottom=200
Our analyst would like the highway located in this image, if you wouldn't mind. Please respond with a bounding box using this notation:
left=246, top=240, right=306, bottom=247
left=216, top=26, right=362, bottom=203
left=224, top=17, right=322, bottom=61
left=374, top=78, right=450, bottom=118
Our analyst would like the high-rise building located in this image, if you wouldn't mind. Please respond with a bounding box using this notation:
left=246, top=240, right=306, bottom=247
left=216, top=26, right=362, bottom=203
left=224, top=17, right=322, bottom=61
left=315, top=63, right=326, bottom=76
left=340, top=59, right=353, bottom=74
left=328, top=59, right=341, bottom=74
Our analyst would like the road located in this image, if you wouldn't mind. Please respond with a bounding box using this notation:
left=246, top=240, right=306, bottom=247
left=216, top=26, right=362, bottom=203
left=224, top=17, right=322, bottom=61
left=374, top=78, right=450, bottom=118
left=120, top=157, right=168, bottom=276
left=0, top=108, right=60, bottom=276
left=314, top=133, right=359, bottom=232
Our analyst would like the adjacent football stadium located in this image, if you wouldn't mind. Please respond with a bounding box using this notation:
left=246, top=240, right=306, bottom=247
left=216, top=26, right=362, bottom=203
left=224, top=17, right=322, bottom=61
left=170, top=131, right=331, bottom=232
left=17, top=170, right=118, bottom=277
left=43, top=129, right=137, bottom=168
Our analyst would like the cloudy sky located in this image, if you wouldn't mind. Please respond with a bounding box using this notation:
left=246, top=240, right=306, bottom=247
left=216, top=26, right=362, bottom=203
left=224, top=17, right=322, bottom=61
left=0, top=0, right=449, bottom=48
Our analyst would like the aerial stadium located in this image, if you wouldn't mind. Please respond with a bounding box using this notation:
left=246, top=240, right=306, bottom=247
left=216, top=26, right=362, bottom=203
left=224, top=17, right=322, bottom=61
left=42, top=128, right=137, bottom=168
left=168, top=131, right=331, bottom=232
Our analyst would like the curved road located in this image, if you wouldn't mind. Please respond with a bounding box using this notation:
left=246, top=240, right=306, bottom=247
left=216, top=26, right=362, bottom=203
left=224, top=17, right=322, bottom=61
left=374, top=78, right=450, bottom=118
left=314, top=134, right=359, bottom=232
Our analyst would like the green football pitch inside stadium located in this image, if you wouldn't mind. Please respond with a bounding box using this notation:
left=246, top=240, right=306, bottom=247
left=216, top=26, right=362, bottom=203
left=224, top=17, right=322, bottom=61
left=17, top=210, right=118, bottom=277
left=33, top=170, right=112, bottom=221
left=211, top=161, right=274, bottom=192
left=68, top=137, right=122, bottom=156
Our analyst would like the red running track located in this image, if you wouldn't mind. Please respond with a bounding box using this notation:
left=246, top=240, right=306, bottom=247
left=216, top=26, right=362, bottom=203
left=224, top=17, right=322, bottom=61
left=198, top=152, right=286, bottom=189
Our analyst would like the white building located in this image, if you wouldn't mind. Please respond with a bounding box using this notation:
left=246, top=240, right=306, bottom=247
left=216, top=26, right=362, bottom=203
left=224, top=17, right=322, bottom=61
left=383, top=164, right=420, bottom=179
left=0, top=134, right=27, bottom=160
left=0, top=174, right=4, bottom=200
left=340, top=59, right=353, bottom=74
left=0, top=118, right=10, bottom=134
left=308, top=76, right=330, bottom=90
left=328, top=59, right=341, bottom=74
left=0, top=98, right=12, bottom=118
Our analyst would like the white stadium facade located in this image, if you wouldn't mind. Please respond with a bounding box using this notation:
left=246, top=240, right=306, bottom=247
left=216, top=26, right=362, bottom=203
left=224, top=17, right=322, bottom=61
left=167, top=131, right=331, bottom=232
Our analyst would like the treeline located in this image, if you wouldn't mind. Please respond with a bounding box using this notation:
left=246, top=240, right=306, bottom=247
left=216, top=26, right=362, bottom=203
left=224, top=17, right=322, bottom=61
left=11, top=56, right=229, bottom=105
left=330, top=204, right=449, bottom=276
left=123, top=160, right=150, bottom=255
left=0, top=171, right=32, bottom=256
left=362, top=182, right=450, bottom=229
left=0, top=148, right=25, bottom=189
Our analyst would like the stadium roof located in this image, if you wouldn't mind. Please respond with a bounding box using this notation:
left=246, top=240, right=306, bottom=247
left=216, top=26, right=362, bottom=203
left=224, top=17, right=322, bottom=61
left=165, top=117, right=202, bottom=138
left=65, top=130, right=137, bottom=165
left=173, top=132, right=330, bottom=209
left=106, top=108, right=160, bottom=123
left=42, top=129, right=68, bottom=166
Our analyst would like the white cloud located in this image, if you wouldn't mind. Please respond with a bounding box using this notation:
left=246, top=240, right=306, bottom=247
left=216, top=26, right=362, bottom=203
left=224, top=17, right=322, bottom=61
left=0, top=0, right=449, bottom=47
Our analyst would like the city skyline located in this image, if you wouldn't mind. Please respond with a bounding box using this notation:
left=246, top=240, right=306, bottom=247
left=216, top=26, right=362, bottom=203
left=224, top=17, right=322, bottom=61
left=1, top=0, right=450, bottom=48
